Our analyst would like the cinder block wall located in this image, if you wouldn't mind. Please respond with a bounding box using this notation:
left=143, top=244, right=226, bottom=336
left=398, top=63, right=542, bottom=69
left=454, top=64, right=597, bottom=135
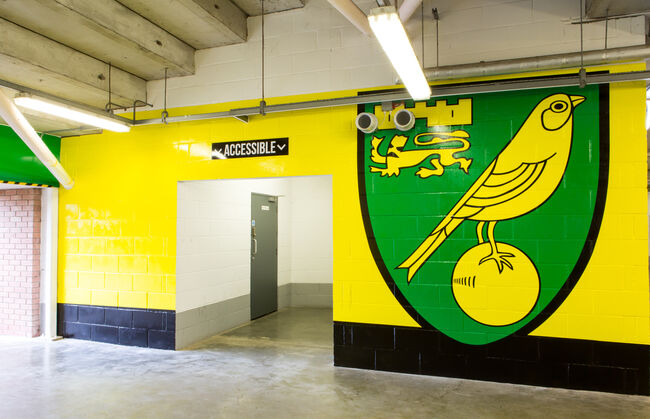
left=145, top=0, right=646, bottom=110
left=0, top=188, right=41, bottom=337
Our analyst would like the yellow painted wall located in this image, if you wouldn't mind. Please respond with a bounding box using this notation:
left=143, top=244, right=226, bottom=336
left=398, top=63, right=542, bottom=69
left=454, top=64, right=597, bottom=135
left=530, top=77, right=650, bottom=343
left=58, top=65, right=648, bottom=344
left=58, top=91, right=418, bottom=325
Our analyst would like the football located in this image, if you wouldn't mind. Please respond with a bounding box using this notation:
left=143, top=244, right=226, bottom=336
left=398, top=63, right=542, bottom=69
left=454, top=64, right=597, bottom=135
left=451, top=242, right=540, bottom=326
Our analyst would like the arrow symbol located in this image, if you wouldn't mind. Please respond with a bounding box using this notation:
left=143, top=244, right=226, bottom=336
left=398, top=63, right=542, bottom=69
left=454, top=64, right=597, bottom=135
left=212, top=148, right=226, bottom=159
left=277, top=144, right=286, bottom=151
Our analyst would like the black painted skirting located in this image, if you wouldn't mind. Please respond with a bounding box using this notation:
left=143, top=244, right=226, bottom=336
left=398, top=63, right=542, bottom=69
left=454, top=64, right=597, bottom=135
left=57, top=303, right=175, bottom=350
left=334, top=322, right=650, bottom=395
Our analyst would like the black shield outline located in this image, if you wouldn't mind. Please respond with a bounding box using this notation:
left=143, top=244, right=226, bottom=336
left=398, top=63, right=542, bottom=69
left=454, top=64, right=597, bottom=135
left=357, top=82, right=609, bottom=341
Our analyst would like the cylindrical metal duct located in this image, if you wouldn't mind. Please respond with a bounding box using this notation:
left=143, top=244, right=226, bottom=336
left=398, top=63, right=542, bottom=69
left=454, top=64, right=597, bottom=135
left=327, top=0, right=371, bottom=35
left=424, top=45, right=650, bottom=81
left=0, top=89, right=74, bottom=189
left=398, top=0, right=422, bottom=22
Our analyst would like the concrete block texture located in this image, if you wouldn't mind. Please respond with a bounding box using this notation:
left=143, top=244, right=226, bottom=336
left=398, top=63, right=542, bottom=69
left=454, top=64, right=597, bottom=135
left=177, top=176, right=332, bottom=313
left=176, top=283, right=332, bottom=349
left=176, top=294, right=250, bottom=349
left=278, top=283, right=291, bottom=309
left=57, top=303, right=174, bottom=349
left=291, top=283, right=333, bottom=308
left=145, top=0, right=646, bottom=109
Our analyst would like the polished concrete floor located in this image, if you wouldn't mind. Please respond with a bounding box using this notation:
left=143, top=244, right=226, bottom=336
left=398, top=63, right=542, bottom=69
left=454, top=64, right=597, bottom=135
left=1, top=307, right=649, bottom=418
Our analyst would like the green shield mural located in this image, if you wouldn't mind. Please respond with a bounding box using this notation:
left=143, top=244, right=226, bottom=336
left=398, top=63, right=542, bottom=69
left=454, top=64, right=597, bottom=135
left=358, top=84, right=607, bottom=345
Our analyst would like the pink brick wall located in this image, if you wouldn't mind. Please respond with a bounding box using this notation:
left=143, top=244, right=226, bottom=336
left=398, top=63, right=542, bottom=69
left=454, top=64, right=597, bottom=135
left=0, top=188, right=41, bottom=337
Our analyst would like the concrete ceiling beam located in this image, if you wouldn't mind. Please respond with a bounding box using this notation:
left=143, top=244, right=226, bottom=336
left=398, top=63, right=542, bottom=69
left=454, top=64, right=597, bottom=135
left=234, top=0, right=304, bottom=16
left=0, top=0, right=195, bottom=80
left=117, top=0, right=248, bottom=49
left=0, top=17, right=147, bottom=109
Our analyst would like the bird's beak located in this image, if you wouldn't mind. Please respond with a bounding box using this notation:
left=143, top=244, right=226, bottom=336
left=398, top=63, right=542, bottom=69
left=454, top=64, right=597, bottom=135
left=570, top=95, right=585, bottom=107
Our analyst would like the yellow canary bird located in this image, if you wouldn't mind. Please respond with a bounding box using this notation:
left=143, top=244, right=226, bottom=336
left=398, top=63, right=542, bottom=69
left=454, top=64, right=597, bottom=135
left=398, top=93, right=586, bottom=282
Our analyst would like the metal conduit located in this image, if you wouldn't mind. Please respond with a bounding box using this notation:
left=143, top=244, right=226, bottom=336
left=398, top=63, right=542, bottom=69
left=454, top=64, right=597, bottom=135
left=424, top=45, right=650, bottom=81
left=2, top=46, right=650, bottom=132
left=132, top=69, right=650, bottom=126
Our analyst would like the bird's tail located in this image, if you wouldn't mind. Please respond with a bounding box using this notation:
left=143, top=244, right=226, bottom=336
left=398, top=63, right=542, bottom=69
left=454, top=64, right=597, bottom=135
left=398, top=218, right=463, bottom=283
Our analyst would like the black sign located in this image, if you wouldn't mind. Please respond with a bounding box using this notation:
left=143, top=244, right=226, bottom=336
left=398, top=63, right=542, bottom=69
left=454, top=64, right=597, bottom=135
left=212, top=138, right=289, bottom=159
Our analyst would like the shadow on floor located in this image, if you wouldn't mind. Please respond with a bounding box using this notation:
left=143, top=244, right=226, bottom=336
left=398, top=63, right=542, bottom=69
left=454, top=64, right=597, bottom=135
left=2, top=307, right=650, bottom=418
left=187, top=307, right=332, bottom=351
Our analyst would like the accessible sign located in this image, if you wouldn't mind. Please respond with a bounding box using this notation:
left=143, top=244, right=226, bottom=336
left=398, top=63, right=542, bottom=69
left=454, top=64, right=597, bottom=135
left=211, top=138, right=289, bottom=159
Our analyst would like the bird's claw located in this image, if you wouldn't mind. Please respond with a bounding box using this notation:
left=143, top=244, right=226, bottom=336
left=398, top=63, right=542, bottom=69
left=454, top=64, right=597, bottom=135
left=459, top=158, right=472, bottom=174
left=479, top=251, right=514, bottom=273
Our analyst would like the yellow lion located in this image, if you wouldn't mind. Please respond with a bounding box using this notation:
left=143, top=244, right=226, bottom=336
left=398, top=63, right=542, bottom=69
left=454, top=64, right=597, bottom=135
left=369, top=130, right=472, bottom=178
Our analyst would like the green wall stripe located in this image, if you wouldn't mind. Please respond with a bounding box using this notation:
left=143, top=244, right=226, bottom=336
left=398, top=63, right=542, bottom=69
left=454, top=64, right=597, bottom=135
left=0, top=125, right=61, bottom=187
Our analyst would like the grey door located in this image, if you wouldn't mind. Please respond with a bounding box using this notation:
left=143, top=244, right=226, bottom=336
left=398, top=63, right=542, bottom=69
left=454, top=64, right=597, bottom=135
left=250, top=193, right=278, bottom=319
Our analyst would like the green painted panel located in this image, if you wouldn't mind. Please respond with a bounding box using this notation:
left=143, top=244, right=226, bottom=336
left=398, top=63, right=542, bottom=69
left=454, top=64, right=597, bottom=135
left=0, top=125, right=61, bottom=186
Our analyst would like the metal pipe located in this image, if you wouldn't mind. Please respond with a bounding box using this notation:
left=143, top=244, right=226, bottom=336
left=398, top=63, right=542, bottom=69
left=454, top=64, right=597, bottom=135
left=424, top=45, right=650, bottom=81
left=327, top=0, right=371, bottom=35
left=0, top=89, right=74, bottom=189
left=398, top=0, right=422, bottom=22
left=134, top=69, right=650, bottom=126
left=424, top=45, right=650, bottom=80
left=569, top=11, right=650, bottom=24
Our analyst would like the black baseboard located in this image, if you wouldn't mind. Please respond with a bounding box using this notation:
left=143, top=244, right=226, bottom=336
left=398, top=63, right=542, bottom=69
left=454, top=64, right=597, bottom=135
left=334, top=322, right=650, bottom=395
left=57, top=303, right=175, bottom=350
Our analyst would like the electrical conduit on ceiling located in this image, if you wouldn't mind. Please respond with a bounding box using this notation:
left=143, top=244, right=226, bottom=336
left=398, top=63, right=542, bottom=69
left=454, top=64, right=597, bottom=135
left=422, top=45, right=650, bottom=80
left=325, top=1, right=650, bottom=83
left=0, top=89, right=74, bottom=189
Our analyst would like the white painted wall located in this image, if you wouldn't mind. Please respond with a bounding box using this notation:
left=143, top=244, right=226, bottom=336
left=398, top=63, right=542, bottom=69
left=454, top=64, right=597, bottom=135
left=177, top=175, right=332, bottom=312
left=288, top=176, right=333, bottom=284
left=146, top=0, right=646, bottom=109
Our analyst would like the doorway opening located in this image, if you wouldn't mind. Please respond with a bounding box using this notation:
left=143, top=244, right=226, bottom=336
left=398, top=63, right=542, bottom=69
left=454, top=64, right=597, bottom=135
left=176, top=175, right=333, bottom=350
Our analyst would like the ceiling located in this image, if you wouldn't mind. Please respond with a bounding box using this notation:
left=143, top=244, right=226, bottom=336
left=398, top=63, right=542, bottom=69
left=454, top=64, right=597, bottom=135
left=0, top=0, right=304, bottom=135
left=0, top=0, right=649, bottom=137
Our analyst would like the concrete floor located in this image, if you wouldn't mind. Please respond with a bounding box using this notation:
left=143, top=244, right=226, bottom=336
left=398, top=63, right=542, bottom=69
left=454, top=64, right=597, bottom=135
left=1, top=307, right=649, bottom=418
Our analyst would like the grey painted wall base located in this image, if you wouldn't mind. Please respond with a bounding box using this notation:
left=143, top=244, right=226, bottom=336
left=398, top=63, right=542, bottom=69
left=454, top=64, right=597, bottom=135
left=177, top=283, right=332, bottom=349
left=282, top=283, right=333, bottom=308
left=278, top=283, right=291, bottom=309
left=176, top=295, right=249, bottom=350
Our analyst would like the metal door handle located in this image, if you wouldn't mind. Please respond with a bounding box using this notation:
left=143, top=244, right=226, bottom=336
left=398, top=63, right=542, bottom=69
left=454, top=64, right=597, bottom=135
left=252, top=238, right=258, bottom=255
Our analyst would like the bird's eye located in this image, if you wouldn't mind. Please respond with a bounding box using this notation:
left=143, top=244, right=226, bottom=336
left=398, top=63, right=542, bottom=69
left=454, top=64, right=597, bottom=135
left=551, top=101, right=568, bottom=112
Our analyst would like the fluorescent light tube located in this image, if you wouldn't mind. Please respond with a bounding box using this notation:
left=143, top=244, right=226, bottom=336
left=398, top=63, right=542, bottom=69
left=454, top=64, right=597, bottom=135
left=14, top=95, right=131, bottom=133
left=368, top=6, right=431, bottom=101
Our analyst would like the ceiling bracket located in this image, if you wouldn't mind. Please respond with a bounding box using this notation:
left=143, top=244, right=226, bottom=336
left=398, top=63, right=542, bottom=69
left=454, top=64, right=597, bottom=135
left=132, top=99, right=153, bottom=123
left=433, top=8, right=440, bottom=67
left=579, top=67, right=587, bottom=88
left=162, top=67, right=169, bottom=124
left=103, top=62, right=123, bottom=113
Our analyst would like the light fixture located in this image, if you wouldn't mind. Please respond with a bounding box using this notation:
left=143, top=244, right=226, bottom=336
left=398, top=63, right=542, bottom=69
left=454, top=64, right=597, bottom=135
left=368, top=6, right=431, bottom=101
left=14, top=95, right=131, bottom=133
